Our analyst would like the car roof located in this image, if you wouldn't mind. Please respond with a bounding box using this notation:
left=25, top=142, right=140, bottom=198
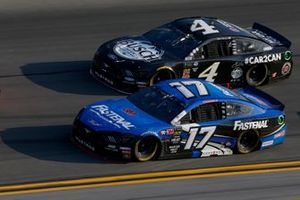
left=156, top=78, right=244, bottom=105
left=171, top=16, right=257, bottom=41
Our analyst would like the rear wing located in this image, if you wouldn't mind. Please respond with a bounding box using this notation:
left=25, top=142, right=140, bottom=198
left=236, top=87, right=285, bottom=111
left=251, top=22, right=291, bottom=48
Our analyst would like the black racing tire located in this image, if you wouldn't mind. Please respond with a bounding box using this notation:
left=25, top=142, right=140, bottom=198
left=150, top=69, right=176, bottom=85
left=236, top=130, right=260, bottom=154
left=134, top=136, right=159, bottom=162
left=246, top=64, right=268, bottom=86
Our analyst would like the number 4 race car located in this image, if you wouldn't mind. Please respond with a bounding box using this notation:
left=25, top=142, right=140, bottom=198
left=72, top=79, right=286, bottom=161
left=91, top=16, right=293, bottom=94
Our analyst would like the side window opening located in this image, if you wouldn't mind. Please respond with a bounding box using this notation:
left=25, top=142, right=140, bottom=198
left=226, top=102, right=252, bottom=117
left=180, top=102, right=222, bottom=124
left=230, top=38, right=272, bottom=55
left=194, top=102, right=222, bottom=122
left=191, top=40, right=232, bottom=60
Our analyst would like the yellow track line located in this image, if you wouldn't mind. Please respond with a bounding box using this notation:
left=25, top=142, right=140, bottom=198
left=0, top=160, right=299, bottom=196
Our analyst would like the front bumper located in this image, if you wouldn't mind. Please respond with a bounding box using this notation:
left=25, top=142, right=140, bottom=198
left=72, top=120, right=136, bottom=159
left=90, top=62, right=147, bottom=94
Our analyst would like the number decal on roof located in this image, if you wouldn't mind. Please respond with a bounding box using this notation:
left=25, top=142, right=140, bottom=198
left=198, top=62, right=220, bottom=82
left=184, top=126, right=216, bottom=150
left=169, top=80, right=208, bottom=98
left=190, top=19, right=219, bottom=35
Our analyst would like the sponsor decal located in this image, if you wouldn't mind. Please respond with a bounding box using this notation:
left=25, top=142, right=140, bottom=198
left=182, top=68, right=191, bottom=78
left=251, top=30, right=279, bottom=44
left=90, top=105, right=135, bottom=130
left=120, top=147, right=131, bottom=159
left=105, top=144, right=118, bottom=152
left=211, top=84, right=234, bottom=97
left=113, top=40, right=164, bottom=61
left=94, top=71, right=114, bottom=85
left=278, top=115, right=285, bottom=125
left=88, top=119, right=101, bottom=127
left=217, top=19, right=240, bottom=32
left=281, top=62, right=291, bottom=75
left=75, top=136, right=95, bottom=151
left=241, top=93, right=268, bottom=107
left=171, top=135, right=181, bottom=144
left=245, top=53, right=281, bottom=65
left=123, top=108, right=136, bottom=116
left=160, top=128, right=175, bottom=135
left=262, top=140, right=274, bottom=147
left=274, top=130, right=285, bottom=139
left=231, top=67, right=243, bottom=79
left=233, top=120, right=268, bottom=131
left=284, top=51, right=292, bottom=61
left=203, top=99, right=218, bottom=104
left=168, top=145, right=180, bottom=154
left=107, top=53, right=118, bottom=61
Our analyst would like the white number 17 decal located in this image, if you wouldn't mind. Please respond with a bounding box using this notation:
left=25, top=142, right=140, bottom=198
left=169, top=80, right=208, bottom=98
left=184, top=126, right=216, bottom=150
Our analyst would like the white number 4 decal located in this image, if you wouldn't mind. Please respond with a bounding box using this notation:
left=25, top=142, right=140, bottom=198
left=169, top=80, right=208, bottom=98
left=190, top=19, right=219, bottom=35
left=184, top=126, right=216, bottom=150
left=198, top=62, right=220, bottom=82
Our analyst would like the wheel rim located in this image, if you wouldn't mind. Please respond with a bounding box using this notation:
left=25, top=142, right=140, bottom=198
left=237, top=131, right=259, bottom=154
left=135, top=137, right=158, bottom=161
left=246, top=65, right=268, bottom=86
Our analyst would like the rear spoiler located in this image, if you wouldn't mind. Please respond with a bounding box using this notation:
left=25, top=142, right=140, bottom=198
left=252, top=22, right=291, bottom=48
left=236, top=86, right=285, bottom=111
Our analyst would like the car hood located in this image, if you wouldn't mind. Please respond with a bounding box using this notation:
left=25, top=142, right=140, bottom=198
left=101, top=36, right=179, bottom=65
left=79, top=98, right=170, bottom=135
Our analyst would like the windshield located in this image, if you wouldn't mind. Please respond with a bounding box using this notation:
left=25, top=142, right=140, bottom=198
left=143, top=25, right=198, bottom=59
left=127, top=86, right=185, bottom=123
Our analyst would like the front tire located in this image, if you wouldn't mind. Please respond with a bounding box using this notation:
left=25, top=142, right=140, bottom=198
left=134, top=137, right=159, bottom=162
left=246, top=64, right=268, bottom=86
left=236, top=130, right=260, bottom=154
left=150, top=69, right=176, bottom=85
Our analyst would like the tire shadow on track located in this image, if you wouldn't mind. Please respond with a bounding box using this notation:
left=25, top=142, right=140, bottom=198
left=0, top=125, right=127, bottom=164
left=20, top=61, right=123, bottom=96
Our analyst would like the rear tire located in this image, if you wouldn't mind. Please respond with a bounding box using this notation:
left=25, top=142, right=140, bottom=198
left=236, top=130, right=260, bottom=154
left=246, top=64, right=268, bottom=86
left=134, top=137, right=159, bottom=162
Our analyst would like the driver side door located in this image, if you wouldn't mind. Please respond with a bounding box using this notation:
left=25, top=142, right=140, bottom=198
left=178, top=102, right=224, bottom=155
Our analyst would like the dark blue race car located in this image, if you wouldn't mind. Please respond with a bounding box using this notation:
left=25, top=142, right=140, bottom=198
left=72, top=79, right=286, bottom=161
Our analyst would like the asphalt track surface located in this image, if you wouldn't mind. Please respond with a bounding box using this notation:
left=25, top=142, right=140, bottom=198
left=0, top=0, right=299, bottom=196
left=1, top=170, right=299, bottom=200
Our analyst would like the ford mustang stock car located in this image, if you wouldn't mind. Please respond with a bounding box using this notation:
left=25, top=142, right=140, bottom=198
left=91, top=16, right=293, bottom=94
left=72, top=79, right=286, bottom=161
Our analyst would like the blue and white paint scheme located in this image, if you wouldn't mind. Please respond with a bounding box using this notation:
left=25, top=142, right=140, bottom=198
left=73, top=78, right=286, bottom=161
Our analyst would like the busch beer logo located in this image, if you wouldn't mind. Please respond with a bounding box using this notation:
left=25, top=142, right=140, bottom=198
left=233, top=120, right=268, bottom=131
left=113, top=40, right=164, bottom=61
left=90, top=105, right=135, bottom=130
left=245, top=53, right=281, bottom=65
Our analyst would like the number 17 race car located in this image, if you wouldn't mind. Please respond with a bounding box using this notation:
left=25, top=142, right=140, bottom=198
left=91, top=16, right=293, bottom=94
left=72, top=79, right=286, bottom=161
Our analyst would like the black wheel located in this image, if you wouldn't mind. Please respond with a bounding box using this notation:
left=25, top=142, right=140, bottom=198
left=246, top=64, right=268, bottom=86
left=236, top=130, right=260, bottom=154
left=150, top=69, right=175, bottom=85
left=134, top=137, right=159, bottom=162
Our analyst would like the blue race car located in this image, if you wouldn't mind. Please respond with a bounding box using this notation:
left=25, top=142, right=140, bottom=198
left=72, top=79, right=286, bottom=161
